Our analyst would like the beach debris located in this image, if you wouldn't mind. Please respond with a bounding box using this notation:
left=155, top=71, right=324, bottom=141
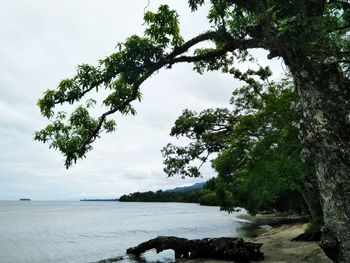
left=126, top=236, right=264, bottom=262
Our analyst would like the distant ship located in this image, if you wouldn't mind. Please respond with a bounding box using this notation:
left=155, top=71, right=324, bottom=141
left=19, top=198, right=31, bottom=201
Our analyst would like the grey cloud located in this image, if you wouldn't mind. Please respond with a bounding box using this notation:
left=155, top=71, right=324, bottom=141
left=0, top=1, right=284, bottom=200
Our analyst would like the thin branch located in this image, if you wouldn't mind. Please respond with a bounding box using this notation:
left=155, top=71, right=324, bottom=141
left=197, top=152, right=211, bottom=171
left=235, top=154, right=249, bottom=170
left=143, top=0, right=150, bottom=16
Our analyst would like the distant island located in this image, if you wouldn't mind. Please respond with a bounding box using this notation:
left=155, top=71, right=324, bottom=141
left=165, top=182, right=205, bottom=192
left=119, top=181, right=219, bottom=206
left=80, top=198, right=118, bottom=201
left=19, top=198, right=31, bottom=201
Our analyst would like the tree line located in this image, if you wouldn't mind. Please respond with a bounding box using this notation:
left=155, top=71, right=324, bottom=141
left=119, top=187, right=219, bottom=206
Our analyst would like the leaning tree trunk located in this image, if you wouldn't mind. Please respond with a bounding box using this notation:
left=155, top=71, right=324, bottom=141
left=291, top=58, right=350, bottom=262
left=296, top=170, right=324, bottom=225
left=294, top=177, right=323, bottom=241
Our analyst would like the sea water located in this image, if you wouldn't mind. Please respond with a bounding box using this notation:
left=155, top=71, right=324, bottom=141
left=0, top=201, right=247, bottom=263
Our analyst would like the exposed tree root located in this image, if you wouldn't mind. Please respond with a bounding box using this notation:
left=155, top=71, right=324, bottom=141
left=291, top=228, right=322, bottom=241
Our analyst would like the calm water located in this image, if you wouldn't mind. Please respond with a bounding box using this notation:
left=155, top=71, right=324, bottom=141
left=0, top=201, right=248, bottom=263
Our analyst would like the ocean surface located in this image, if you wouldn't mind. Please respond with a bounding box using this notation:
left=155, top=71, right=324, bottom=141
left=0, top=201, right=249, bottom=263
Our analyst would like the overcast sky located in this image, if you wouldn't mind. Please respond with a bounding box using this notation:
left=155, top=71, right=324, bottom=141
left=0, top=0, right=284, bottom=200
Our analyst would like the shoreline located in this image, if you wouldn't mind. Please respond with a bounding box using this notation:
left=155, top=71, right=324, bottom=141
left=178, top=223, right=331, bottom=263
left=98, top=215, right=331, bottom=263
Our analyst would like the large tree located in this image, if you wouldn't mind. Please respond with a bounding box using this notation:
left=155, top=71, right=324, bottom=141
left=35, top=1, right=350, bottom=261
left=162, top=77, right=323, bottom=223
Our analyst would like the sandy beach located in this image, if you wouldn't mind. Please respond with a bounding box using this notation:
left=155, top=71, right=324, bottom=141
left=180, top=223, right=331, bottom=263
left=249, top=223, right=330, bottom=263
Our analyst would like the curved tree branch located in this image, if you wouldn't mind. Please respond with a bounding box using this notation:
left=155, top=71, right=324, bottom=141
left=74, top=36, right=266, bottom=155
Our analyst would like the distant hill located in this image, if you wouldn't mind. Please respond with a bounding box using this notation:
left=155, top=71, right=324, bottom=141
left=166, top=182, right=205, bottom=192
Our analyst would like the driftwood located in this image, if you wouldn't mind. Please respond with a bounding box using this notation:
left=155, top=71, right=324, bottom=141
left=126, top=236, right=264, bottom=262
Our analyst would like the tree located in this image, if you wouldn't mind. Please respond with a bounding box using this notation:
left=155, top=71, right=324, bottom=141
left=162, top=77, right=323, bottom=221
left=35, top=1, right=350, bottom=261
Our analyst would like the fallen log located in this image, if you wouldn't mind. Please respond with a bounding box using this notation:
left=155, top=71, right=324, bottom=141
left=126, top=236, right=264, bottom=262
